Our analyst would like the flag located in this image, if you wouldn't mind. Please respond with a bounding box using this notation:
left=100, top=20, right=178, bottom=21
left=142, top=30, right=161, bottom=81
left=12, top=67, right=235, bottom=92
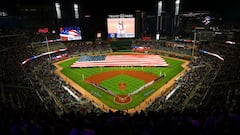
left=71, top=54, right=168, bottom=68
left=199, top=49, right=224, bottom=61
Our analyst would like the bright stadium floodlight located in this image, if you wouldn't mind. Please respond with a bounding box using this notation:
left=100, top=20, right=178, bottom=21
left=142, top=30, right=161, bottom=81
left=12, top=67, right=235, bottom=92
left=158, top=1, right=162, bottom=17
left=73, top=3, right=79, bottom=19
left=157, top=1, right=163, bottom=33
left=55, top=2, right=62, bottom=19
left=175, top=0, right=180, bottom=15
left=173, top=0, right=180, bottom=33
left=0, top=12, right=8, bottom=16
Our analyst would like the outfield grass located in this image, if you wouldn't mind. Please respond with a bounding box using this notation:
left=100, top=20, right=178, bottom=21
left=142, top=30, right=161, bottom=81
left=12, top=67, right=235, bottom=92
left=57, top=56, right=184, bottom=110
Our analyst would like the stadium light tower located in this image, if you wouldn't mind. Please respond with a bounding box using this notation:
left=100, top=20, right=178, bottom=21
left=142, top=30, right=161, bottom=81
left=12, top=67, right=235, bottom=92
left=175, top=0, right=180, bottom=16
left=192, top=29, right=197, bottom=58
left=73, top=3, right=80, bottom=19
left=157, top=1, right=163, bottom=31
left=156, top=1, right=163, bottom=39
left=174, top=0, right=180, bottom=35
left=55, top=2, right=62, bottom=19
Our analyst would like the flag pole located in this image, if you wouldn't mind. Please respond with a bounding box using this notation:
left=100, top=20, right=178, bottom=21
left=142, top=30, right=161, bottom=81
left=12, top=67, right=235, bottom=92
left=45, top=36, right=51, bottom=64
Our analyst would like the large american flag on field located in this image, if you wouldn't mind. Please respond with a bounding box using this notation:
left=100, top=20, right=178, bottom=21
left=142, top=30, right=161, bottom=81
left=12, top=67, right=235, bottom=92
left=71, top=54, right=168, bottom=68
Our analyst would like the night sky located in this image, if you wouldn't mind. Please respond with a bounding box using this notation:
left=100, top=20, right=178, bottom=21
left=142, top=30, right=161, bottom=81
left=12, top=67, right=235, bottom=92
left=80, top=0, right=240, bottom=26
left=1, top=0, right=240, bottom=14
left=1, top=0, right=240, bottom=22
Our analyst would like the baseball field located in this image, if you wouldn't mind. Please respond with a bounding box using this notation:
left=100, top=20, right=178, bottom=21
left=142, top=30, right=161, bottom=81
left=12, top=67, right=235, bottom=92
left=54, top=53, right=189, bottom=113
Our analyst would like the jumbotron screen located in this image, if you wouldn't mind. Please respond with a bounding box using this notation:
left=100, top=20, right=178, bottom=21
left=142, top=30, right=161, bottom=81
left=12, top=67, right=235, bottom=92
left=59, top=26, right=82, bottom=41
left=107, top=15, right=135, bottom=38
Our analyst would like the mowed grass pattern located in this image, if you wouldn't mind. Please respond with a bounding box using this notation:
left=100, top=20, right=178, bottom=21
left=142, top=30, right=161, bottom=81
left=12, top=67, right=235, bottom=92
left=57, top=56, right=185, bottom=110
left=100, top=75, right=145, bottom=95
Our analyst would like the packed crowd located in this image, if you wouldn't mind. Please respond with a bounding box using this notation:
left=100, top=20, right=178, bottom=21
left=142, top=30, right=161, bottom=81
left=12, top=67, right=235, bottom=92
left=0, top=30, right=239, bottom=135
left=132, top=39, right=193, bottom=55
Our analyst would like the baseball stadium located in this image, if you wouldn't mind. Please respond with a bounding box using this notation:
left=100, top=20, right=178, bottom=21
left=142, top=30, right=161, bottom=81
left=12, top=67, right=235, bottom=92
left=1, top=0, right=240, bottom=134
left=54, top=48, right=188, bottom=113
left=21, top=39, right=192, bottom=114
left=2, top=24, right=240, bottom=135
